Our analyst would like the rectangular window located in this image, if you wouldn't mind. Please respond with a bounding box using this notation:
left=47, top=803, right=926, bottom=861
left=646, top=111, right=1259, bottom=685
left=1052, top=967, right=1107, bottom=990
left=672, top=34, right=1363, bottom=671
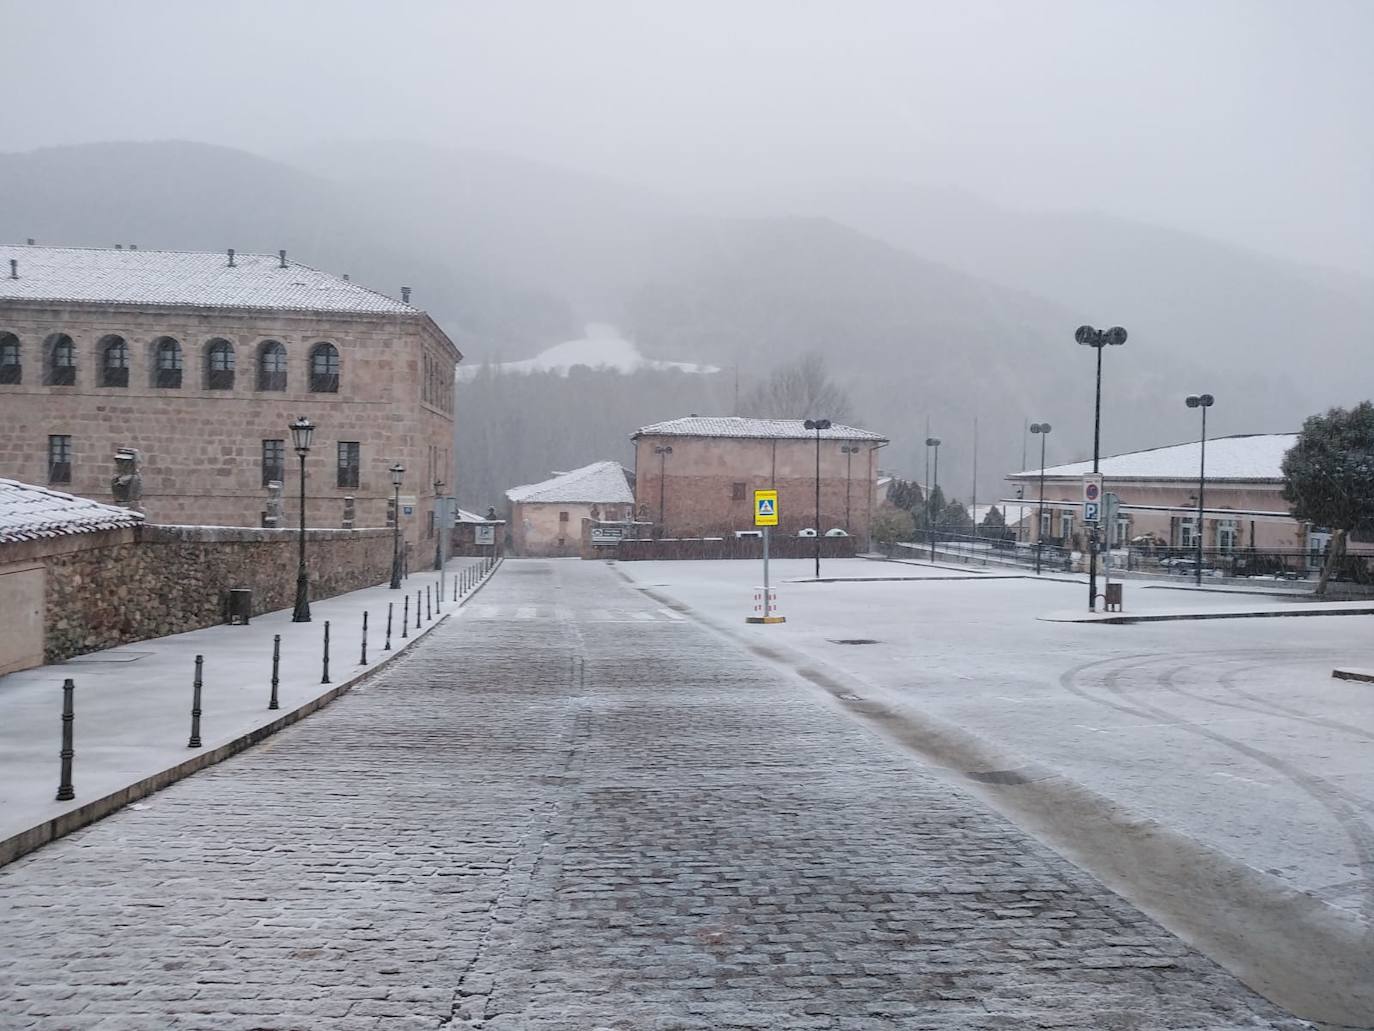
left=1040, top=511, right=1052, bottom=539
left=559, top=511, right=570, bottom=522
left=1179, top=518, right=1197, bottom=549
left=427, top=509, right=436, bottom=538
left=1217, top=519, right=1238, bottom=552
left=731, top=482, right=746, bottom=501
left=48, top=434, right=72, bottom=484
left=336, top=441, right=360, bottom=489
left=1060, top=513, right=1074, bottom=541
left=262, top=439, right=285, bottom=487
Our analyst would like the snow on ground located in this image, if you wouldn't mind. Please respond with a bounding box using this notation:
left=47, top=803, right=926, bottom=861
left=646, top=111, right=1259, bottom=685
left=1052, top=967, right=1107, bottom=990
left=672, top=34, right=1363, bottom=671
left=457, top=322, right=720, bottom=379
left=615, top=557, right=1374, bottom=924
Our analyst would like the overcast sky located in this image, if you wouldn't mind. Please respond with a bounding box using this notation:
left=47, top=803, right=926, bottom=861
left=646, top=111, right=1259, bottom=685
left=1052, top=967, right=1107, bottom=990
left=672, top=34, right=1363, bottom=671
left=4, top=0, right=1371, bottom=274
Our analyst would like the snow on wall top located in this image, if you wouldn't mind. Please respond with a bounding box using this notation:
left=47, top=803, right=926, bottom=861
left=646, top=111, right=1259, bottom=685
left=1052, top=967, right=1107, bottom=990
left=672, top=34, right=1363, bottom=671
left=506, top=461, right=634, bottom=505
left=0, top=479, right=144, bottom=543
left=634, top=416, right=888, bottom=442
left=1012, top=433, right=1299, bottom=482
left=0, top=245, right=416, bottom=315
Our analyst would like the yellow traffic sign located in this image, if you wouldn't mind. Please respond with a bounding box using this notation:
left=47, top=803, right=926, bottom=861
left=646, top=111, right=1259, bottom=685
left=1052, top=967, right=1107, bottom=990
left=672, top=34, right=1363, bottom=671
left=754, top=489, right=778, bottom=527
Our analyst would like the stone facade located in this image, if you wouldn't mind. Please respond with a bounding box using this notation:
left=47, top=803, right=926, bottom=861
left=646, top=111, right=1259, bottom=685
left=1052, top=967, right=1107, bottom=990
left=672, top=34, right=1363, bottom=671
left=511, top=501, right=633, bottom=558
left=0, top=523, right=393, bottom=667
left=632, top=435, right=882, bottom=543
left=0, top=299, right=458, bottom=557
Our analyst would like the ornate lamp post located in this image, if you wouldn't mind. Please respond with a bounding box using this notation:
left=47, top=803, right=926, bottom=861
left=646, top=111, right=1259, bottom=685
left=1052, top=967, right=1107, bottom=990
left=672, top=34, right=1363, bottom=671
left=389, top=463, right=404, bottom=589
left=924, top=436, right=941, bottom=562
left=804, top=419, right=831, bottom=577
left=654, top=445, right=672, bottom=536
left=289, top=416, right=314, bottom=622
left=1185, top=393, right=1215, bottom=586
left=1030, top=423, right=1051, bottom=574
left=1075, top=324, right=1127, bottom=610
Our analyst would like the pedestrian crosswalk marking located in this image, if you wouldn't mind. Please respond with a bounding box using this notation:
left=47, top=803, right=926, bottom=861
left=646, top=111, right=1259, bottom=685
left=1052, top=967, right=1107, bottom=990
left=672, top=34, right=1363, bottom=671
left=463, top=605, right=685, bottom=624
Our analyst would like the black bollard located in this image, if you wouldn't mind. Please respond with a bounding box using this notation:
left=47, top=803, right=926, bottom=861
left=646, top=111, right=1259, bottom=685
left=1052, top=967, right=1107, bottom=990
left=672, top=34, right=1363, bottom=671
left=188, top=655, right=204, bottom=748
left=269, top=634, right=281, bottom=710
left=321, top=621, right=331, bottom=684
left=361, top=610, right=369, bottom=666
left=415, top=590, right=421, bottom=628
left=385, top=602, right=393, bottom=651
left=56, top=678, right=75, bottom=801
left=402, top=595, right=409, bottom=639
left=436, top=581, right=442, bottom=613
left=426, top=585, right=432, bottom=621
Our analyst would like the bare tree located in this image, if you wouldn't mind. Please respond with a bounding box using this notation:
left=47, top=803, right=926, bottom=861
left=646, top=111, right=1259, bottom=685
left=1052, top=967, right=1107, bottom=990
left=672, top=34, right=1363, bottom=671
left=740, top=353, right=853, bottom=422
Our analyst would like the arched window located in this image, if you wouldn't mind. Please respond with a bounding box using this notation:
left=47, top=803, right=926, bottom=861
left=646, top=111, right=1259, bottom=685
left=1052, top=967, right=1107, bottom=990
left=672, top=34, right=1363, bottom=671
left=309, top=342, right=340, bottom=393
left=0, top=333, right=20, bottom=385
left=100, top=335, right=129, bottom=387
left=152, top=337, right=183, bottom=388
left=257, top=341, right=287, bottom=391
left=205, top=339, right=235, bottom=390
left=44, top=333, right=77, bottom=386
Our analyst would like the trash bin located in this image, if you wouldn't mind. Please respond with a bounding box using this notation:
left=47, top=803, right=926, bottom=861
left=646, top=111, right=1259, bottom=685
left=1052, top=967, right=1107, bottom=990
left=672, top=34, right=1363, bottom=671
left=1104, top=582, right=1123, bottom=612
left=227, top=588, right=252, bottom=625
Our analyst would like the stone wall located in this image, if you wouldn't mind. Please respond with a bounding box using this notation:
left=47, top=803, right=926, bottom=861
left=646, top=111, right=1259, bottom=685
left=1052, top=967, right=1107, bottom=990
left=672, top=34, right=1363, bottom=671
left=0, top=524, right=392, bottom=665
left=613, top=535, right=856, bottom=562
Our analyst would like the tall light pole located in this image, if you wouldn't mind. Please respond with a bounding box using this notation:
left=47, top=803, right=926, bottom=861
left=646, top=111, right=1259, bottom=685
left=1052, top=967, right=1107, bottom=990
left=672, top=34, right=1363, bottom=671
left=654, top=445, right=672, bottom=536
left=1030, top=423, right=1051, bottom=575
left=289, top=416, right=314, bottom=622
left=804, top=419, right=831, bottom=576
left=924, top=437, right=941, bottom=561
left=389, top=463, right=404, bottom=589
left=841, top=444, right=860, bottom=535
left=1076, top=324, right=1127, bottom=610
left=1185, top=393, right=1214, bottom=586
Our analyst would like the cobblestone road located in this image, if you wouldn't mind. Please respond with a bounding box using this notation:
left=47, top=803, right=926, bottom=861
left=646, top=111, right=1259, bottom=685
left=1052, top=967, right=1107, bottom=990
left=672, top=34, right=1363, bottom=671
left=0, top=561, right=1312, bottom=1030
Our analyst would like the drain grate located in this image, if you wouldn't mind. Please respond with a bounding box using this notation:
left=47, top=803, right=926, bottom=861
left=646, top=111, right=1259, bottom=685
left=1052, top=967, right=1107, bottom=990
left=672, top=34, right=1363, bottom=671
left=829, top=638, right=879, bottom=645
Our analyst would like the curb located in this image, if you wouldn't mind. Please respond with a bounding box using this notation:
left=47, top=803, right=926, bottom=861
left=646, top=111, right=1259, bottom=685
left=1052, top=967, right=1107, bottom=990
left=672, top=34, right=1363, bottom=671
left=1041, top=605, right=1374, bottom=625
left=1332, top=667, right=1374, bottom=684
left=0, top=559, right=504, bottom=870
left=612, top=567, right=1373, bottom=1028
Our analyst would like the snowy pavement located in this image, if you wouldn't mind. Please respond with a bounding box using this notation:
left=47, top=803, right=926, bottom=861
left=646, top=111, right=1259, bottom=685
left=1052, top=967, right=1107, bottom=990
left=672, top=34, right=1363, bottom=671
left=0, top=556, right=495, bottom=864
left=614, top=558, right=1374, bottom=1022
left=0, top=560, right=1313, bottom=1029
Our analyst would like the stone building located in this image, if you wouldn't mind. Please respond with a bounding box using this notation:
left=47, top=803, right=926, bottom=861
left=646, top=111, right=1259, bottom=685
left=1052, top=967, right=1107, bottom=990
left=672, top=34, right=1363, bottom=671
left=630, top=417, right=889, bottom=542
left=0, top=244, right=460, bottom=556
left=1003, top=433, right=1325, bottom=557
left=506, top=462, right=634, bottom=557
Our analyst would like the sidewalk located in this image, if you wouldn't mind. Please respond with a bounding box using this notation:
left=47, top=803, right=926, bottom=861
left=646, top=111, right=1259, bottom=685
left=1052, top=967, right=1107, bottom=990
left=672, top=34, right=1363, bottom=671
left=0, top=555, right=499, bottom=866
left=1041, top=596, right=1374, bottom=623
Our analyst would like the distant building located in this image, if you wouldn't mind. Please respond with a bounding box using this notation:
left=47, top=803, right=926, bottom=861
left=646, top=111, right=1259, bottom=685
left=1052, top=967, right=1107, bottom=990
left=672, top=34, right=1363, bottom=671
left=630, top=416, right=889, bottom=541
left=1003, top=433, right=1327, bottom=557
left=506, top=461, right=634, bottom=557
left=0, top=244, right=460, bottom=558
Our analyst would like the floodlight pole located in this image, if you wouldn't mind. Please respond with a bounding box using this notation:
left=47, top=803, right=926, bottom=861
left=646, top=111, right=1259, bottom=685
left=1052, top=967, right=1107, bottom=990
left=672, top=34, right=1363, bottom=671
left=924, top=437, right=941, bottom=562
left=803, top=419, right=831, bottom=577
left=1186, top=393, right=1214, bottom=586
left=1076, top=325, right=1127, bottom=610
left=1031, top=424, right=1051, bottom=575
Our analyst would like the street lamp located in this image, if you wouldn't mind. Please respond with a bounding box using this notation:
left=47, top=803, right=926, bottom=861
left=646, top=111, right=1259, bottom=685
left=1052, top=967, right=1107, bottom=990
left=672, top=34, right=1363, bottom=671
left=1076, top=324, right=1128, bottom=610
left=1030, top=423, right=1051, bottom=575
left=389, top=463, right=404, bottom=589
left=654, top=445, right=672, bottom=536
left=804, top=419, right=831, bottom=577
left=289, top=416, right=314, bottom=622
left=1185, top=393, right=1215, bottom=586
left=924, top=437, right=941, bottom=562
left=841, top=445, right=861, bottom=535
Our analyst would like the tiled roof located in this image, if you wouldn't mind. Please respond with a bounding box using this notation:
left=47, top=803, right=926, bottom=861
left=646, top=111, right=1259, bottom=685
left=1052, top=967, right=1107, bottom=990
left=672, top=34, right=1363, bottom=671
left=0, top=245, right=416, bottom=315
left=0, top=479, right=144, bottom=543
left=1011, top=433, right=1299, bottom=482
left=634, top=416, right=888, bottom=442
left=506, top=461, right=634, bottom=505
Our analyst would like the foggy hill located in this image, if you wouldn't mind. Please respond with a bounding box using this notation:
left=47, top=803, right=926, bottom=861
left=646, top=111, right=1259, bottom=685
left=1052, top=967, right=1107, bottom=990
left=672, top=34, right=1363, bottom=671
left=2, top=139, right=1362, bottom=507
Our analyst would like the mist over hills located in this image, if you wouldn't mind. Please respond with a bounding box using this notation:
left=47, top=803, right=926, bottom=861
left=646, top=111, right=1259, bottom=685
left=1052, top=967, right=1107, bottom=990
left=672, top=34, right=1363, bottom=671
left=2, top=139, right=1363, bottom=509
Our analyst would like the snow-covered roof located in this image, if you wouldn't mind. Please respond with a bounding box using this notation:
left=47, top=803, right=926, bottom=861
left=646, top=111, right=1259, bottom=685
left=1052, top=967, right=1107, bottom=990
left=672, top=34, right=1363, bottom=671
left=506, top=461, right=634, bottom=505
left=1011, top=433, right=1298, bottom=482
left=0, top=244, right=417, bottom=315
left=456, top=507, right=504, bottom=524
left=0, top=479, right=144, bottom=543
left=634, top=416, right=888, bottom=442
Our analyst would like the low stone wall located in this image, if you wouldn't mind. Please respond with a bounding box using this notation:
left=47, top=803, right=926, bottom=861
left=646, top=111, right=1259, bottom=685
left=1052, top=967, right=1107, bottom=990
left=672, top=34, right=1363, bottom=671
left=613, top=536, right=856, bottom=561
left=4, top=524, right=392, bottom=664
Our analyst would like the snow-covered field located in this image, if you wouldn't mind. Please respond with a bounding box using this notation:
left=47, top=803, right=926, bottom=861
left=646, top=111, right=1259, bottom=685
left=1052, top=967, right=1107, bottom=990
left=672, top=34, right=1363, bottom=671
left=615, top=557, right=1374, bottom=928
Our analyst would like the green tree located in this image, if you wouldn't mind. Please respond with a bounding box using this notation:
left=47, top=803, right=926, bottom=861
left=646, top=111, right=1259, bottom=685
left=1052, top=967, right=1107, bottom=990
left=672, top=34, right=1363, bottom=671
left=940, top=498, right=975, bottom=534
left=885, top=477, right=923, bottom=513
left=979, top=505, right=1008, bottom=538
left=1281, top=402, right=1374, bottom=595
left=872, top=506, right=916, bottom=545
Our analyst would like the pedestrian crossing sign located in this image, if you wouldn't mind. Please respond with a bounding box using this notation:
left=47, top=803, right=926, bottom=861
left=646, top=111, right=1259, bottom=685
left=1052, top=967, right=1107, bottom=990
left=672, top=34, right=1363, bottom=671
left=754, top=489, right=778, bottom=526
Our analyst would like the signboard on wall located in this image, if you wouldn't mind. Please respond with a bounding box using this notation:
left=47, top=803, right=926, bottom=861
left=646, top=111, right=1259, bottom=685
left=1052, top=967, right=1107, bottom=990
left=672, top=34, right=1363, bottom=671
left=591, top=525, right=624, bottom=546
left=474, top=525, right=495, bottom=545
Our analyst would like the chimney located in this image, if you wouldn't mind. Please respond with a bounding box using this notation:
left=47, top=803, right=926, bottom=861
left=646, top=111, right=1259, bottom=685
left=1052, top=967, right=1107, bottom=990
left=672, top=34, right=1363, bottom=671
left=401, top=286, right=411, bottom=304
left=227, top=248, right=236, bottom=267
left=8, top=259, right=17, bottom=279
left=278, top=249, right=287, bottom=269
left=342, top=273, right=350, bottom=282
left=129, top=244, right=137, bottom=251
left=25, top=238, right=34, bottom=245
left=115, top=244, right=123, bottom=250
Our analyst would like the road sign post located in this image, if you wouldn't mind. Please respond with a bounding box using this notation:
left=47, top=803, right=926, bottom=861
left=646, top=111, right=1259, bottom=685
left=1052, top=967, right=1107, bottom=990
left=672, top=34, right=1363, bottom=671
left=748, top=490, right=784, bottom=624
